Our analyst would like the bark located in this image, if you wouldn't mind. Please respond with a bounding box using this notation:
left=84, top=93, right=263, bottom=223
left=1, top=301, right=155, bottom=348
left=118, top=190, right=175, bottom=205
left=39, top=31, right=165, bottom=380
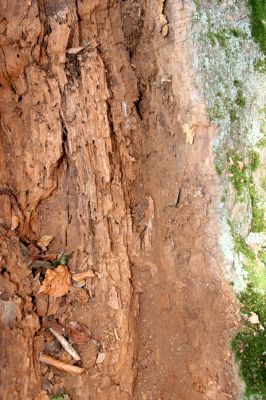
left=0, top=1, right=140, bottom=398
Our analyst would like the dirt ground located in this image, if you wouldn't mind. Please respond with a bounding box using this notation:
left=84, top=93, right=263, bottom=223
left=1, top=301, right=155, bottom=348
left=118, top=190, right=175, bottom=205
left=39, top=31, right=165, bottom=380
left=0, top=1, right=240, bottom=399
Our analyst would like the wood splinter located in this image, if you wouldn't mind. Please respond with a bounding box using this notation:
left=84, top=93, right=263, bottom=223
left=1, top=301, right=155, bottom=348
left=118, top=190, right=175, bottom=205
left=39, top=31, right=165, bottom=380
left=49, top=327, right=81, bottom=361
left=39, top=354, right=85, bottom=376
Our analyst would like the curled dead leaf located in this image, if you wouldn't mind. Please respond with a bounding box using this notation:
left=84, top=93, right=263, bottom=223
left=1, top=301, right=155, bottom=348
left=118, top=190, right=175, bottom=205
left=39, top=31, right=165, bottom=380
left=39, top=265, right=71, bottom=297
left=67, top=321, right=91, bottom=344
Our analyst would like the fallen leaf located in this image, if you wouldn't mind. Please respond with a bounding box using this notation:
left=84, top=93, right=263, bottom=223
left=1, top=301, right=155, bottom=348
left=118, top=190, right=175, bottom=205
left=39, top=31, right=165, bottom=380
left=248, top=312, right=260, bottom=324
left=72, top=270, right=95, bottom=281
left=228, top=157, right=234, bottom=165
left=38, top=235, right=54, bottom=250
left=67, top=321, right=91, bottom=344
left=10, top=215, right=19, bottom=230
left=39, top=265, right=71, bottom=297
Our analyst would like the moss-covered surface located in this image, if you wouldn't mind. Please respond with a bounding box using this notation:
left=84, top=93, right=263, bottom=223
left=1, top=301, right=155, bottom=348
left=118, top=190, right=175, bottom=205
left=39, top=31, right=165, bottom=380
left=248, top=0, right=266, bottom=55
left=224, top=148, right=265, bottom=235
left=231, top=224, right=266, bottom=397
left=192, top=1, right=266, bottom=397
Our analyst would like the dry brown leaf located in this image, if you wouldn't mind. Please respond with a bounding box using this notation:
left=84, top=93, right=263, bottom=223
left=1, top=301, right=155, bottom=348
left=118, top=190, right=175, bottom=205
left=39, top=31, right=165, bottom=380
left=72, top=270, right=95, bottom=281
left=10, top=214, right=19, bottom=231
left=39, top=265, right=71, bottom=297
left=38, top=235, right=54, bottom=250
left=39, top=354, right=85, bottom=375
left=67, top=321, right=91, bottom=344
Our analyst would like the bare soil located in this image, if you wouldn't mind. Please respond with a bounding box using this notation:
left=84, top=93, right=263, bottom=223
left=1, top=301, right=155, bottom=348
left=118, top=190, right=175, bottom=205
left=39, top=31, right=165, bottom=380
left=0, top=1, right=240, bottom=399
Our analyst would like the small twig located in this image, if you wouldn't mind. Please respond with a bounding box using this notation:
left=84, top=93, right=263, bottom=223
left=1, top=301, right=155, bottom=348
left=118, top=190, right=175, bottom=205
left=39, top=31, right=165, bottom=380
left=39, top=354, right=85, bottom=375
left=49, top=327, right=81, bottom=361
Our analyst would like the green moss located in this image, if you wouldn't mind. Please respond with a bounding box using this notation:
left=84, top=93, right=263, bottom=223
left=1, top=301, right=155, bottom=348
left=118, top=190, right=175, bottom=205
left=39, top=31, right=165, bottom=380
left=232, top=328, right=266, bottom=398
left=208, top=102, right=224, bottom=120
left=236, top=89, right=246, bottom=108
left=231, top=229, right=266, bottom=397
left=51, top=395, right=70, bottom=400
left=248, top=0, right=266, bottom=55
left=194, top=0, right=201, bottom=8
left=231, top=225, right=256, bottom=262
left=255, top=57, right=266, bottom=74
left=215, top=162, right=222, bottom=175
left=225, top=152, right=265, bottom=233
left=232, top=283, right=266, bottom=398
left=230, top=107, right=238, bottom=122
left=206, top=26, right=248, bottom=50
left=258, top=250, right=266, bottom=266
left=249, top=150, right=260, bottom=171
left=261, top=176, right=266, bottom=191
left=227, top=153, right=250, bottom=196
left=249, top=185, right=266, bottom=232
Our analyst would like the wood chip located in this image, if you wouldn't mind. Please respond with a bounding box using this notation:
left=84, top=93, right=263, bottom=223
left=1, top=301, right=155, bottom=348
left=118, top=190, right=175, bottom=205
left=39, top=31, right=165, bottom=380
left=72, top=270, right=95, bottom=281
left=50, top=327, right=81, bottom=361
left=96, top=352, right=106, bottom=364
left=10, top=214, right=19, bottom=230
left=39, top=354, right=85, bottom=375
left=66, top=46, right=85, bottom=54
left=38, top=235, right=54, bottom=250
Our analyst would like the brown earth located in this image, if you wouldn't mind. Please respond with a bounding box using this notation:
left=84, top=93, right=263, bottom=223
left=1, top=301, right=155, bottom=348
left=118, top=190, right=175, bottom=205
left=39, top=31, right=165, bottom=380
left=0, top=1, right=240, bottom=399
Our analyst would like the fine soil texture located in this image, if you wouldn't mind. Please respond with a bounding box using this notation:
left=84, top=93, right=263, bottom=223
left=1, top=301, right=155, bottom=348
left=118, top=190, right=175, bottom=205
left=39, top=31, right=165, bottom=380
left=0, top=1, right=241, bottom=399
